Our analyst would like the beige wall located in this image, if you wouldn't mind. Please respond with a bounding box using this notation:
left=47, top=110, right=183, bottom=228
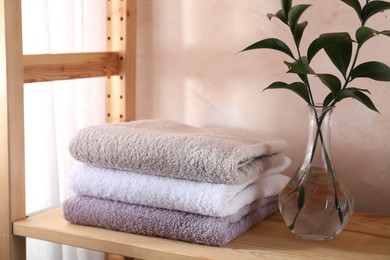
left=136, top=0, right=390, bottom=215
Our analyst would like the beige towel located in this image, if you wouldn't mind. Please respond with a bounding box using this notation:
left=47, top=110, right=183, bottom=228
left=69, top=119, right=288, bottom=184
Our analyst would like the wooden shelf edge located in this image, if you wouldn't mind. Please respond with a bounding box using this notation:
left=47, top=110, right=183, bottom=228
left=13, top=208, right=390, bottom=260
left=13, top=208, right=240, bottom=260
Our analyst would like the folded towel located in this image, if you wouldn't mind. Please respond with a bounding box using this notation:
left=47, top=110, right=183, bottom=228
left=69, top=119, right=288, bottom=184
left=70, top=159, right=290, bottom=217
left=63, top=195, right=278, bottom=246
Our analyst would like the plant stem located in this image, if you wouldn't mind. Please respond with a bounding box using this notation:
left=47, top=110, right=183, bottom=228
left=289, top=21, right=315, bottom=107
left=288, top=107, right=344, bottom=230
left=314, top=109, right=344, bottom=225
left=343, top=45, right=361, bottom=90
left=285, top=9, right=347, bottom=229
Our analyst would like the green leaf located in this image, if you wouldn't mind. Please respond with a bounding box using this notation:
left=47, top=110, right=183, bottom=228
left=356, top=27, right=390, bottom=48
left=317, top=74, right=342, bottom=94
left=356, top=26, right=379, bottom=47
left=353, top=91, right=379, bottom=113
left=307, top=32, right=353, bottom=66
left=347, top=87, right=371, bottom=94
left=340, top=0, right=362, bottom=20
left=265, top=81, right=289, bottom=89
left=264, top=81, right=311, bottom=104
left=351, top=61, right=390, bottom=81
left=323, top=92, right=336, bottom=107
left=294, top=21, right=308, bottom=48
left=307, top=38, right=325, bottom=64
left=381, top=30, right=390, bottom=37
left=362, top=1, right=390, bottom=25
left=281, top=0, right=292, bottom=17
left=240, top=38, right=295, bottom=59
left=337, top=89, right=379, bottom=112
left=267, top=9, right=288, bottom=24
left=288, top=4, right=311, bottom=34
left=285, top=61, right=315, bottom=74
left=322, top=33, right=353, bottom=78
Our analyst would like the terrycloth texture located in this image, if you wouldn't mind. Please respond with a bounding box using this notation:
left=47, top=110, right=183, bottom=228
left=69, top=159, right=290, bottom=217
left=68, top=119, right=288, bottom=184
left=63, top=195, right=278, bottom=246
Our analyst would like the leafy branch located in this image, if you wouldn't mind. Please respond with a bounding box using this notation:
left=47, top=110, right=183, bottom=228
left=241, top=0, right=390, bottom=112
left=240, top=0, right=390, bottom=229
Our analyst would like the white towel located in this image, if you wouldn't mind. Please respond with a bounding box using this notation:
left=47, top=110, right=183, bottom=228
left=69, top=119, right=288, bottom=184
left=70, top=157, right=290, bottom=217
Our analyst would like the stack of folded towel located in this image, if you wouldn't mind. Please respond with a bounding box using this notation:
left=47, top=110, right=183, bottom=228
left=63, top=119, right=291, bottom=246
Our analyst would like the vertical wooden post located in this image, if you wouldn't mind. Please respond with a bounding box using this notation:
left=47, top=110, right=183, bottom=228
left=106, top=0, right=137, bottom=123
left=0, top=0, right=26, bottom=259
left=105, top=1, right=137, bottom=259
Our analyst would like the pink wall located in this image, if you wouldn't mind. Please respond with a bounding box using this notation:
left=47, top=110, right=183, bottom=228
left=136, top=0, right=390, bottom=215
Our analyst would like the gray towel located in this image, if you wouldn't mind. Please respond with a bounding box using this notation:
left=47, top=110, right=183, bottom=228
left=62, top=195, right=278, bottom=246
left=69, top=119, right=288, bottom=184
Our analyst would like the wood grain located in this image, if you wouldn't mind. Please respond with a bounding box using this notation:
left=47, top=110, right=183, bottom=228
left=106, top=0, right=137, bottom=123
left=13, top=209, right=390, bottom=260
left=23, top=52, right=120, bottom=83
left=0, top=0, right=26, bottom=259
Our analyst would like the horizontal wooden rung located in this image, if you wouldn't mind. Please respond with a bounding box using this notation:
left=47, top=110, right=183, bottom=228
left=23, top=52, right=120, bottom=83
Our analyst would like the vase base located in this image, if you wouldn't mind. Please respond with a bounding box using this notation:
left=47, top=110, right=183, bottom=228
left=295, top=234, right=335, bottom=241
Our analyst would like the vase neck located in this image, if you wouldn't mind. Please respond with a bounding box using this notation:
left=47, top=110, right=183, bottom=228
left=302, top=105, right=335, bottom=173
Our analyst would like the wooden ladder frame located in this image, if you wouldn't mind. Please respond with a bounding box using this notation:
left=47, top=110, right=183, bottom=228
left=0, top=0, right=136, bottom=259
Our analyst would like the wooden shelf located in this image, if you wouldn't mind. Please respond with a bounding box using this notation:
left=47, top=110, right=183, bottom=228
left=13, top=208, right=390, bottom=259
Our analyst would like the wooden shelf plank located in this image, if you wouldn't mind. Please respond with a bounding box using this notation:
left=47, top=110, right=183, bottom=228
left=23, top=52, right=120, bottom=83
left=13, top=208, right=390, bottom=259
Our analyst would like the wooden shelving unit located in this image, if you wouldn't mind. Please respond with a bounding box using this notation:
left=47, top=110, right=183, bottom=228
left=13, top=209, right=390, bottom=259
left=0, top=0, right=137, bottom=259
left=1, top=0, right=390, bottom=259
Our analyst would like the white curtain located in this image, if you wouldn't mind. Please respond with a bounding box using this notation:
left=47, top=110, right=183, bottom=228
left=22, top=0, right=106, bottom=259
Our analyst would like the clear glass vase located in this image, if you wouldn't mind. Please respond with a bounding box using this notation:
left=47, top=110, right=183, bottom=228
left=278, top=105, right=354, bottom=240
